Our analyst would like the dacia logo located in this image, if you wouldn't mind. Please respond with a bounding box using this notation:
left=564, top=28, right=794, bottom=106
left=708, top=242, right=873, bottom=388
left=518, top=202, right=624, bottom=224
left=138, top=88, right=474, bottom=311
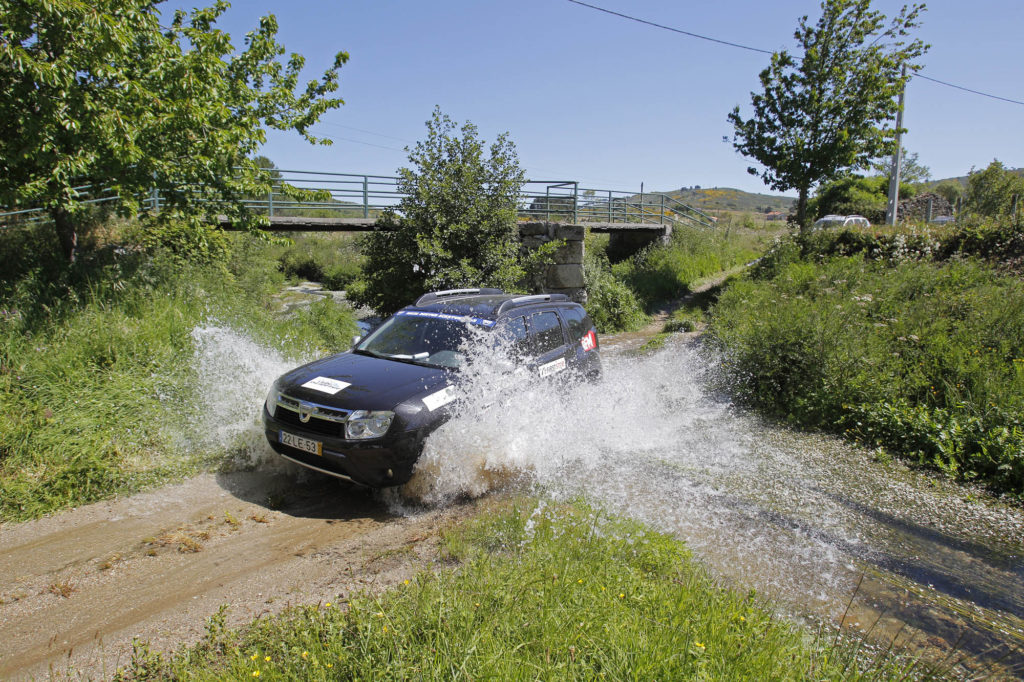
left=298, top=401, right=315, bottom=423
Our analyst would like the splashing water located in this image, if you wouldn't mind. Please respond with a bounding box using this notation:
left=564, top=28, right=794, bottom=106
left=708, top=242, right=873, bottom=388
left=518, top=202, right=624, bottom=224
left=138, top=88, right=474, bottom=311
left=403, top=334, right=1024, bottom=659
left=189, top=324, right=304, bottom=469
left=186, top=321, right=1024, bottom=665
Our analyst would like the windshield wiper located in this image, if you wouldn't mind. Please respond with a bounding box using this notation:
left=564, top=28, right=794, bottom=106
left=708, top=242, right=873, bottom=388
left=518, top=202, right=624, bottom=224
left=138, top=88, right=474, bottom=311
left=354, top=348, right=436, bottom=366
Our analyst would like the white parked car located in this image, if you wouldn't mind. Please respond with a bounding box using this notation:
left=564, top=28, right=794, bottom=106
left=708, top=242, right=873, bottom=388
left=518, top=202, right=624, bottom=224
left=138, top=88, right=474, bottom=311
left=812, top=214, right=870, bottom=229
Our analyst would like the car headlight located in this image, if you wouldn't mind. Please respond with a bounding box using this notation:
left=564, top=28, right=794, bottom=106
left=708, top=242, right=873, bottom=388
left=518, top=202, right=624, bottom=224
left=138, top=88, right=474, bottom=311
left=345, top=410, right=394, bottom=439
left=265, top=381, right=280, bottom=418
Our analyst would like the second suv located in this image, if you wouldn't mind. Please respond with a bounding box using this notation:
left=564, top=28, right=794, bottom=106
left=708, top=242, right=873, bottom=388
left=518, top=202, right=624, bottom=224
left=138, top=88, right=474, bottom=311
left=262, top=289, right=601, bottom=487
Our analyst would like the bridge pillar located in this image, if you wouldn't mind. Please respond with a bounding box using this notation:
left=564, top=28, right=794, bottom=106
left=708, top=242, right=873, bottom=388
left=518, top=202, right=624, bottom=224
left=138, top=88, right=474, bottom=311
left=518, top=222, right=586, bottom=304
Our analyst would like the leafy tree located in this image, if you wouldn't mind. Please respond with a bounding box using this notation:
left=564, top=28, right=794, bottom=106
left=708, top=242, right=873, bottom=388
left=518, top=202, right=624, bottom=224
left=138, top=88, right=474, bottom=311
left=728, top=0, right=927, bottom=231
left=809, top=173, right=916, bottom=223
left=351, top=108, right=554, bottom=315
left=932, top=180, right=964, bottom=206
left=872, top=150, right=930, bottom=184
left=965, top=160, right=1024, bottom=217
left=0, top=0, right=347, bottom=261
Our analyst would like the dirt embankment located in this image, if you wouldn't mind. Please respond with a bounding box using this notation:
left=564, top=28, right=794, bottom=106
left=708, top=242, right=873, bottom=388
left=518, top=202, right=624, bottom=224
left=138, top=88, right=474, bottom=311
left=0, top=471, right=480, bottom=680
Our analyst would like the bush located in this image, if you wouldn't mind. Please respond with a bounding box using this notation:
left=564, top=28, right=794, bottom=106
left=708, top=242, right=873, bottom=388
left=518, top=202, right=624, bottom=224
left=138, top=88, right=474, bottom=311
left=582, top=249, right=647, bottom=333
left=708, top=255, right=1024, bottom=494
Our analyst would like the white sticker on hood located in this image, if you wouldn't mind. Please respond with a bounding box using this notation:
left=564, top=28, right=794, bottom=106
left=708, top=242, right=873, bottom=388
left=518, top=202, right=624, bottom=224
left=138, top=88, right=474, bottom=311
left=538, top=357, right=566, bottom=377
left=301, top=376, right=351, bottom=395
left=422, top=386, right=457, bottom=411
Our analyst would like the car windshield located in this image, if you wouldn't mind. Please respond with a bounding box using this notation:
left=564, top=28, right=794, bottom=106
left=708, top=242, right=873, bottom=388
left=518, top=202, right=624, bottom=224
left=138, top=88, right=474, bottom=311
left=355, top=312, right=491, bottom=369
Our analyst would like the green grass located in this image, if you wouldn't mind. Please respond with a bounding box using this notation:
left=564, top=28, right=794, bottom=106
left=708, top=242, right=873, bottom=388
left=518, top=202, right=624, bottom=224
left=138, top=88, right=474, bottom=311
left=708, top=230, right=1024, bottom=495
left=0, top=225, right=359, bottom=521
left=114, top=500, right=927, bottom=680
left=270, top=232, right=365, bottom=290
left=583, top=227, right=765, bottom=334
left=612, top=226, right=761, bottom=309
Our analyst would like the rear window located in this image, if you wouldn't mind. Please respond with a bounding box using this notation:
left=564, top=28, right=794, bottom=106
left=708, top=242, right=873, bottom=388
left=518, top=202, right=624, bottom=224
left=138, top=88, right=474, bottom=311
left=529, top=311, right=565, bottom=354
left=560, top=306, right=591, bottom=341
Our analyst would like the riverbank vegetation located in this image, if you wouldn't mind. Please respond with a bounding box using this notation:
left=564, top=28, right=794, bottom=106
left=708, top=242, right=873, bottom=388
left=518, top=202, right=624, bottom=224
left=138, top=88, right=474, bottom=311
left=116, top=500, right=927, bottom=680
left=583, top=225, right=766, bottom=333
left=0, top=224, right=359, bottom=521
left=707, top=219, right=1024, bottom=497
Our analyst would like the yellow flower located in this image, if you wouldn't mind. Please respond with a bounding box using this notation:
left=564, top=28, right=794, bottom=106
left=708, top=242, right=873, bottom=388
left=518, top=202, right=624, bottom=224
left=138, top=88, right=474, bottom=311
left=577, top=579, right=583, bottom=584
left=325, top=602, right=332, bottom=607
left=404, top=579, right=410, bottom=585
left=252, top=671, right=260, bottom=678
left=264, top=655, right=271, bottom=662
left=327, top=663, right=333, bottom=668
left=250, top=653, right=258, bottom=661
left=302, top=651, right=309, bottom=659
left=383, top=625, right=388, bottom=633
left=376, top=611, right=384, bottom=618
left=618, top=593, right=625, bottom=599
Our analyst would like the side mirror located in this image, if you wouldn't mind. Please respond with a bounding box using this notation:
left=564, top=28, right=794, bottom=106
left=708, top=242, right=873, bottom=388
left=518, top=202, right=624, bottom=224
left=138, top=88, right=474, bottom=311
left=352, top=335, right=362, bottom=348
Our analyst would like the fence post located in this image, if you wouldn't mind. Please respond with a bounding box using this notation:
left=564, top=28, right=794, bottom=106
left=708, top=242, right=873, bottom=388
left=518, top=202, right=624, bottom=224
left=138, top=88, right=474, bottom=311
left=639, top=183, right=644, bottom=224
left=607, top=190, right=613, bottom=223
left=545, top=186, right=551, bottom=222
left=573, top=183, right=578, bottom=224
left=268, top=187, right=274, bottom=217
left=926, top=197, right=932, bottom=224
left=661, top=193, right=665, bottom=225
left=363, top=177, right=369, bottom=219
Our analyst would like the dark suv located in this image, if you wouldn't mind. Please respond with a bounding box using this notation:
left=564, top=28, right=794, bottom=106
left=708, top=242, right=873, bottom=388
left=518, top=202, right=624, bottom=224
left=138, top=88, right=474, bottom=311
left=262, top=288, right=601, bottom=487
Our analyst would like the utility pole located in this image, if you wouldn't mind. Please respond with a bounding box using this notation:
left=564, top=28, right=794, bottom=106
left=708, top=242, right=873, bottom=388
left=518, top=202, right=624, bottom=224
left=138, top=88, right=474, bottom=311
left=885, top=64, right=908, bottom=226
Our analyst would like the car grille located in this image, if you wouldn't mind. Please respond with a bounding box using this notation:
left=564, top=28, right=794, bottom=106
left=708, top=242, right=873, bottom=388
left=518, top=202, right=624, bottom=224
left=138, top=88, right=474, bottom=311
left=274, top=394, right=350, bottom=438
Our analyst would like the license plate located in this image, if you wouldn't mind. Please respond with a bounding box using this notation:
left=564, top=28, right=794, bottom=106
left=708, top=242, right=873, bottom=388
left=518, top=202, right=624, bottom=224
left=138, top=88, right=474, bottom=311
left=279, top=430, right=322, bottom=456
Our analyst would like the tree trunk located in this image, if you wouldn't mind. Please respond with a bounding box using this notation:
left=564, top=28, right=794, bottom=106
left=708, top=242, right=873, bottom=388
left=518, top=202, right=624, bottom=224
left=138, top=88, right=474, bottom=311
left=52, top=208, right=78, bottom=263
left=795, top=187, right=810, bottom=235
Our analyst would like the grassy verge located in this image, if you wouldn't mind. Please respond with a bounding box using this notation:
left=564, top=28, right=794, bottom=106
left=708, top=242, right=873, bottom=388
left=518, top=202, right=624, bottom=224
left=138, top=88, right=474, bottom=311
left=115, top=500, right=925, bottom=680
left=584, top=226, right=769, bottom=334
left=707, top=225, right=1024, bottom=496
left=0, top=225, right=359, bottom=521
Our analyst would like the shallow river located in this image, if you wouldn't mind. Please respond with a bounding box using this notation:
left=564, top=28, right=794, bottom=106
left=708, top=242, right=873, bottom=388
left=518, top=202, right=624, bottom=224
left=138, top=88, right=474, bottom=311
left=195, top=318, right=1024, bottom=675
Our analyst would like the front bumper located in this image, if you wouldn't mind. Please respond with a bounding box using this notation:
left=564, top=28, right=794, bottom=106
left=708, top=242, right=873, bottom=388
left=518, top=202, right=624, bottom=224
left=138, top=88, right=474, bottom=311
left=262, top=405, right=424, bottom=487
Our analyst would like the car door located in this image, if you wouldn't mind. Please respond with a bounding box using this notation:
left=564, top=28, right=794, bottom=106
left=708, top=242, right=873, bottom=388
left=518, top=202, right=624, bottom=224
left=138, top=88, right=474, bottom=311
left=526, top=309, right=571, bottom=379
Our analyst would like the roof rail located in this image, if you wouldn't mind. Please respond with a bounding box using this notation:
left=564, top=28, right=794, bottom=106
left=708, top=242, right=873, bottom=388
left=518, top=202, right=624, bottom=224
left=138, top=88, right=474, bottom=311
left=414, top=288, right=504, bottom=307
left=495, top=293, right=570, bottom=315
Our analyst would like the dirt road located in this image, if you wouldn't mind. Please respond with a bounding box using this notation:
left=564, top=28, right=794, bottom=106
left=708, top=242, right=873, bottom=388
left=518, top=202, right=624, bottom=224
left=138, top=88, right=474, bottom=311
left=0, top=470, right=478, bottom=680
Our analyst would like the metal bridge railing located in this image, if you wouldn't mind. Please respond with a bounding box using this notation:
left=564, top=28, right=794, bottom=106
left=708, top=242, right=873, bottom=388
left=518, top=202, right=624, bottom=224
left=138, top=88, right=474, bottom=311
left=1, top=170, right=714, bottom=230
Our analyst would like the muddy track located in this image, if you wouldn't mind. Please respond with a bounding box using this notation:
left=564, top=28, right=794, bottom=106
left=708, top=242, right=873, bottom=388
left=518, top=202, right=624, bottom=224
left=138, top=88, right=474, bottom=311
left=0, top=471, right=481, bottom=680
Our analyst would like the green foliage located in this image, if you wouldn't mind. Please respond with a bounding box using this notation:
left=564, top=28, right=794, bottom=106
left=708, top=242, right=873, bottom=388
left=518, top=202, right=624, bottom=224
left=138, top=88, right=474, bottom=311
left=611, top=227, right=760, bottom=308
left=352, top=108, right=530, bottom=315
left=582, top=249, right=648, bottom=333
left=965, top=160, right=1024, bottom=218
left=0, top=228, right=358, bottom=521
left=809, top=174, right=917, bottom=224
left=709, top=251, right=1024, bottom=494
left=0, top=0, right=347, bottom=261
left=932, top=179, right=964, bottom=206
left=274, top=233, right=364, bottom=289
left=728, top=0, right=928, bottom=228
left=114, top=501, right=922, bottom=680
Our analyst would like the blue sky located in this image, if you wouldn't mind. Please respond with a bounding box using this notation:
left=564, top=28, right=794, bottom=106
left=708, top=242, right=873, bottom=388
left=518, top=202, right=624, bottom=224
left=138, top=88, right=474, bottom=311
left=164, top=0, right=1024, bottom=196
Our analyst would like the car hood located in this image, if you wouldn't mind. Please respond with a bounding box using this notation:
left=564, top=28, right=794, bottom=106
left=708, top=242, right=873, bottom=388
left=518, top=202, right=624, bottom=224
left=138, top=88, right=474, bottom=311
left=276, top=351, right=450, bottom=411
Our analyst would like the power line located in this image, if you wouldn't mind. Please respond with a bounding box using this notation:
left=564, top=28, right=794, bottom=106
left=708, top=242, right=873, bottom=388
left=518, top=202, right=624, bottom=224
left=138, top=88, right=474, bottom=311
left=915, top=73, right=1024, bottom=107
left=565, top=0, right=771, bottom=54
left=566, top=0, right=1024, bottom=108
left=317, top=121, right=414, bottom=144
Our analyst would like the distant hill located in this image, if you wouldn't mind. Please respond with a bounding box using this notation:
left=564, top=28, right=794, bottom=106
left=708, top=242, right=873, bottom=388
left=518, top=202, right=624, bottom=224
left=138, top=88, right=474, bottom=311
left=637, top=186, right=795, bottom=214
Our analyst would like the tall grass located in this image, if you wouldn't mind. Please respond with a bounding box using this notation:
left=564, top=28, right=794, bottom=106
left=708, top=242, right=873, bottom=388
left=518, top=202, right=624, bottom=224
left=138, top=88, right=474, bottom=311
left=115, top=500, right=927, bottom=680
left=0, top=227, right=358, bottom=521
left=709, top=245, right=1024, bottom=494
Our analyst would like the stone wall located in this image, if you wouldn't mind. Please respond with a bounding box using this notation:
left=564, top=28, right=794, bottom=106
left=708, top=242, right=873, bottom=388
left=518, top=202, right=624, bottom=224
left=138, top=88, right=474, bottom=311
left=518, top=222, right=586, bottom=303
left=899, top=192, right=952, bottom=222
